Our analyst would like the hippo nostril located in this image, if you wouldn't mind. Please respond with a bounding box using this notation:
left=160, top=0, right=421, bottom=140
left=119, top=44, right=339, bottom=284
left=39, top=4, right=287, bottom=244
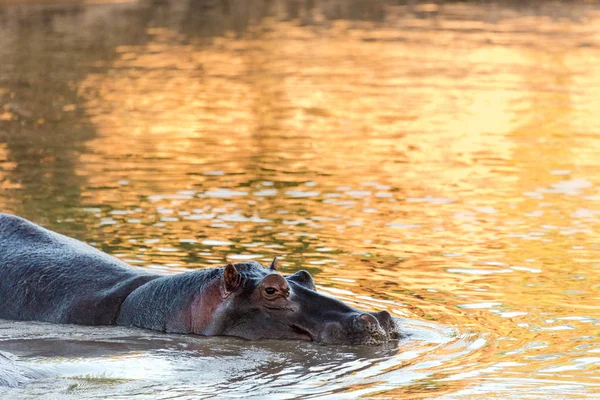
left=372, top=310, right=401, bottom=339
left=376, top=310, right=392, bottom=320
left=374, top=310, right=393, bottom=327
left=358, top=313, right=379, bottom=329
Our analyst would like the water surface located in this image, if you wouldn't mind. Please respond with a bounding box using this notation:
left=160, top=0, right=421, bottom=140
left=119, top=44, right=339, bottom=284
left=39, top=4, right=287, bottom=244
left=0, top=0, right=599, bottom=398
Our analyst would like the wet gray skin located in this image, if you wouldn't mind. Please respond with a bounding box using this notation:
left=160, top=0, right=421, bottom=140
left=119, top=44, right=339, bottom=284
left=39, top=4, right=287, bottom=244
left=117, top=257, right=402, bottom=345
left=192, top=259, right=403, bottom=345
left=0, top=213, right=401, bottom=346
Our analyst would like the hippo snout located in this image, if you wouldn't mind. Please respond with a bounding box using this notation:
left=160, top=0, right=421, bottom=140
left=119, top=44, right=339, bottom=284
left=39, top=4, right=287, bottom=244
left=316, top=310, right=400, bottom=345
left=354, top=313, right=383, bottom=334
left=352, top=310, right=403, bottom=343
left=371, top=310, right=402, bottom=340
left=349, top=313, right=387, bottom=344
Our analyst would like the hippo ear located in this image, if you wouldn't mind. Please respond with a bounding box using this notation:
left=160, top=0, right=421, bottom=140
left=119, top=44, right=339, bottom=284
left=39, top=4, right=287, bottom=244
left=287, top=270, right=316, bottom=291
left=223, top=263, right=241, bottom=293
left=269, top=256, right=278, bottom=271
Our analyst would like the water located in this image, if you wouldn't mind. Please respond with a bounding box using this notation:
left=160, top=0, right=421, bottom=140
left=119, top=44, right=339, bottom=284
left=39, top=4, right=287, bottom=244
left=0, top=0, right=599, bottom=398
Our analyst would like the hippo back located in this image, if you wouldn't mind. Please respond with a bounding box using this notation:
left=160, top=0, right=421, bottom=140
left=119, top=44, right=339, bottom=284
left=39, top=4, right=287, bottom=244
left=0, top=214, right=158, bottom=325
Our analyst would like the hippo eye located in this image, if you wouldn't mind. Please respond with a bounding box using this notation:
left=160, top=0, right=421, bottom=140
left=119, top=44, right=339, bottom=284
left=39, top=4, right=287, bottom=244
left=265, top=287, right=277, bottom=295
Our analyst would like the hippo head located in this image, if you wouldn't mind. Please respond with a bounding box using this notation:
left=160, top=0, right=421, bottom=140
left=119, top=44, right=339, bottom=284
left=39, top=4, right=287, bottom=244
left=199, top=258, right=401, bottom=345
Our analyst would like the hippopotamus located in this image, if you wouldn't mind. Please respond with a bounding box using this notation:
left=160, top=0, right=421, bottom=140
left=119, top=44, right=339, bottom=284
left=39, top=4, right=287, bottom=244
left=0, top=213, right=400, bottom=345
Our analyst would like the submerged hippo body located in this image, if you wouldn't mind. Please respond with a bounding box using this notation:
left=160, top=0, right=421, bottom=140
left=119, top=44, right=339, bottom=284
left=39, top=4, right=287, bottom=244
left=0, top=213, right=400, bottom=345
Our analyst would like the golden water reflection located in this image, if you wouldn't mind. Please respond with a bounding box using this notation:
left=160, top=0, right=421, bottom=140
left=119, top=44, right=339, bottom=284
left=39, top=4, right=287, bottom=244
left=1, top=0, right=600, bottom=398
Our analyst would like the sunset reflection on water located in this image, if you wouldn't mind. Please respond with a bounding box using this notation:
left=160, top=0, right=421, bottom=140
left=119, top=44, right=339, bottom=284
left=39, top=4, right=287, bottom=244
left=1, top=0, right=599, bottom=398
